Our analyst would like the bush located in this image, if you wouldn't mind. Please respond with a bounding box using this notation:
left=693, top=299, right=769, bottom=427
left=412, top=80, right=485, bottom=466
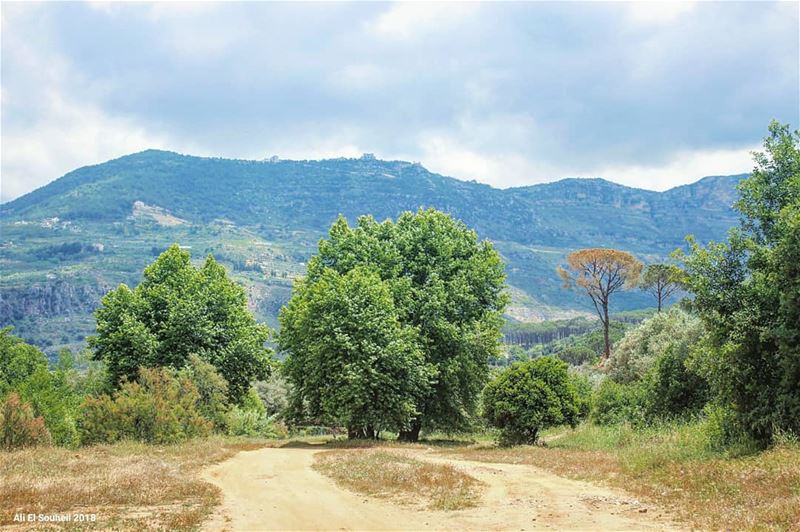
left=607, top=308, right=703, bottom=384
left=590, top=379, right=645, bottom=426
left=225, top=387, right=282, bottom=437
left=482, top=357, right=580, bottom=445
left=179, top=354, right=229, bottom=431
left=1, top=393, right=51, bottom=450
left=255, top=373, right=290, bottom=417
left=78, top=367, right=212, bottom=445
left=557, top=345, right=597, bottom=366
left=17, top=366, right=80, bottom=447
left=641, top=344, right=709, bottom=421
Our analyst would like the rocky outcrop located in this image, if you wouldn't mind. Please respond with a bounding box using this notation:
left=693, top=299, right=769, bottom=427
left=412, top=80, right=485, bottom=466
left=0, top=280, right=113, bottom=324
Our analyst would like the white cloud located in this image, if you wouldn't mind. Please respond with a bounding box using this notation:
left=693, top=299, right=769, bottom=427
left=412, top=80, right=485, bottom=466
left=594, top=145, right=756, bottom=191
left=625, top=1, right=696, bottom=24
left=1, top=91, right=170, bottom=201
left=370, top=1, right=478, bottom=40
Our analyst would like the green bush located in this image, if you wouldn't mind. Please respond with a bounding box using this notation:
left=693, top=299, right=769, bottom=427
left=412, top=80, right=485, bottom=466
left=483, top=357, right=580, bottom=445
left=557, top=345, right=597, bottom=366
left=1, top=393, right=51, bottom=450
left=606, top=308, right=704, bottom=384
left=225, top=387, right=281, bottom=437
left=78, top=367, right=212, bottom=445
left=255, top=373, right=290, bottom=417
left=641, top=345, right=709, bottom=421
left=590, top=379, right=645, bottom=426
left=179, top=354, right=230, bottom=431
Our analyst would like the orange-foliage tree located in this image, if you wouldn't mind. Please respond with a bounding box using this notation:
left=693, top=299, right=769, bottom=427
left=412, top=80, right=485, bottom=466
left=558, top=249, right=642, bottom=359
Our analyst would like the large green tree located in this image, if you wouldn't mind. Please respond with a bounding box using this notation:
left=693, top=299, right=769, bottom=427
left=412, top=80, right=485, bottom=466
left=678, top=120, right=799, bottom=444
left=282, top=209, right=508, bottom=440
left=280, top=267, right=431, bottom=438
left=89, top=245, right=272, bottom=402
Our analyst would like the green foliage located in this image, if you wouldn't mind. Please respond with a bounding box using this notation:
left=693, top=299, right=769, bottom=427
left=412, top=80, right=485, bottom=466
left=590, top=379, right=645, bottom=426
left=640, top=263, right=686, bottom=311
left=641, top=344, right=709, bottom=421
left=77, top=366, right=212, bottom=445
left=179, top=354, right=230, bottom=431
left=606, top=308, right=704, bottom=384
left=678, top=121, right=800, bottom=444
left=0, top=332, right=89, bottom=447
left=482, top=357, right=580, bottom=445
left=288, top=209, right=507, bottom=438
left=281, top=267, right=432, bottom=437
left=0, top=392, right=52, bottom=450
left=255, top=373, right=290, bottom=417
left=0, top=327, right=48, bottom=395
left=89, top=244, right=272, bottom=403
left=556, top=345, right=597, bottom=366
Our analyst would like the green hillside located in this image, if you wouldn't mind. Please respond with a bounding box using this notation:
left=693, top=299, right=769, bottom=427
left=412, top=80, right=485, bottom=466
left=0, top=150, right=746, bottom=354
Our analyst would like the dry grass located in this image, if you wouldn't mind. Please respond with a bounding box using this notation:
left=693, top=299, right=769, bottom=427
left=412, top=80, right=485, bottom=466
left=313, top=448, right=483, bottom=510
left=443, top=424, right=800, bottom=531
left=0, top=436, right=270, bottom=530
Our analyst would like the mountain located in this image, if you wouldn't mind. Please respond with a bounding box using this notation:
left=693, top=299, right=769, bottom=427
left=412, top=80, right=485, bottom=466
left=0, top=150, right=746, bottom=355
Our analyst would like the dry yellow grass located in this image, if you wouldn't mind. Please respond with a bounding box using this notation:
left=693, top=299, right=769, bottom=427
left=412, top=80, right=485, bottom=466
left=0, top=436, right=269, bottom=530
left=444, top=436, right=800, bottom=530
left=313, top=448, right=483, bottom=510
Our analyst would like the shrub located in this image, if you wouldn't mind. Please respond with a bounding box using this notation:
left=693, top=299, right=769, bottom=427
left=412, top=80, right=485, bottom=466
left=1, top=393, right=51, bottom=450
left=225, top=408, right=280, bottom=437
left=590, top=379, right=645, bottom=426
left=17, top=366, right=80, bottom=447
left=78, top=367, right=212, bottom=445
left=607, top=308, right=703, bottom=384
left=482, top=357, right=580, bottom=445
left=557, top=345, right=597, bottom=366
left=225, top=387, right=281, bottom=437
left=255, top=373, right=290, bottom=417
left=641, top=344, right=709, bottom=421
left=180, top=354, right=229, bottom=431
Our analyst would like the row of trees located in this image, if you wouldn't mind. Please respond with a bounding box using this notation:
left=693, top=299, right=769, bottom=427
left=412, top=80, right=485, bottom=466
left=559, top=252, right=684, bottom=359
left=486, top=120, right=799, bottom=446
left=3, top=120, right=795, bottom=450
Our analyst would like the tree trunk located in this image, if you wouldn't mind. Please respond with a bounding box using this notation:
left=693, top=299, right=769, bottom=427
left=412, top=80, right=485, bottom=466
left=398, top=419, right=422, bottom=442
left=602, top=301, right=611, bottom=360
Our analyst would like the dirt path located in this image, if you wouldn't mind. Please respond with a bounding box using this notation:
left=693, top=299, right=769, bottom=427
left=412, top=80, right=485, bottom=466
left=202, top=445, right=678, bottom=531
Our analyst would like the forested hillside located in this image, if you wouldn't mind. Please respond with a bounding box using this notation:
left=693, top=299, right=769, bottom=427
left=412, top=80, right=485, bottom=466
left=1, top=150, right=745, bottom=353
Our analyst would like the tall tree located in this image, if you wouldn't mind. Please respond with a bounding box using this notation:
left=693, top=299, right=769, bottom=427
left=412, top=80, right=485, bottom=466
left=678, top=120, right=799, bottom=444
left=283, top=209, right=508, bottom=441
left=280, top=268, right=432, bottom=438
left=558, top=249, right=642, bottom=359
left=640, top=263, right=685, bottom=311
left=89, top=244, right=272, bottom=403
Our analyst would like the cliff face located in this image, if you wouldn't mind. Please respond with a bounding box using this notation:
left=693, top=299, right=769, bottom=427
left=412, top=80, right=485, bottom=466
left=0, top=280, right=112, bottom=323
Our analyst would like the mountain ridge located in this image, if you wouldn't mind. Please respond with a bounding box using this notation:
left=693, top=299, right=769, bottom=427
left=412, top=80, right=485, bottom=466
left=0, top=149, right=747, bottom=354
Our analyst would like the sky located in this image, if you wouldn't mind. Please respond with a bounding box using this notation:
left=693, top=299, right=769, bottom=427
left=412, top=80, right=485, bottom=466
left=1, top=1, right=798, bottom=202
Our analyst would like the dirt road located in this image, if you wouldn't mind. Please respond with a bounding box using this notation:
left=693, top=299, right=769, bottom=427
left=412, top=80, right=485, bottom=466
left=202, top=445, right=678, bottom=531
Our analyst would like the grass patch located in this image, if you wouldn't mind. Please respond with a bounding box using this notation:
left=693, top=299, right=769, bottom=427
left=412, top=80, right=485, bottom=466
left=443, top=421, right=800, bottom=530
left=313, top=448, right=483, bottom=510
left=0, top=436, right=272, bottom=530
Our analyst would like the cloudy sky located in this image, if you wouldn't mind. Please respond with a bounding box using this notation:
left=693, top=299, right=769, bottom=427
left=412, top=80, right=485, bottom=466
left=1, top=1, right=798, bottom=201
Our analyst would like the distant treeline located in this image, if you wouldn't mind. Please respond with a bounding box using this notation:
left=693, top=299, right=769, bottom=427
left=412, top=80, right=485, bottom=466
left=502, top=309, right=653, bottom=347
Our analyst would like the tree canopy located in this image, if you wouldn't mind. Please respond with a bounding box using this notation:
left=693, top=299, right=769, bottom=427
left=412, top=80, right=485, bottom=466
left=280, top=267, right=431, bottom=438
left=482, top=357, right=580, bottom=445
left=678, top=120, right=800, bottom=444
left=280, top=209, right=508, bottom=440
left=640, top=263, right=685, bottom=311
left=89, top=244, right=272, bottom=403
left=558, top=249, right=642, bottom=359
